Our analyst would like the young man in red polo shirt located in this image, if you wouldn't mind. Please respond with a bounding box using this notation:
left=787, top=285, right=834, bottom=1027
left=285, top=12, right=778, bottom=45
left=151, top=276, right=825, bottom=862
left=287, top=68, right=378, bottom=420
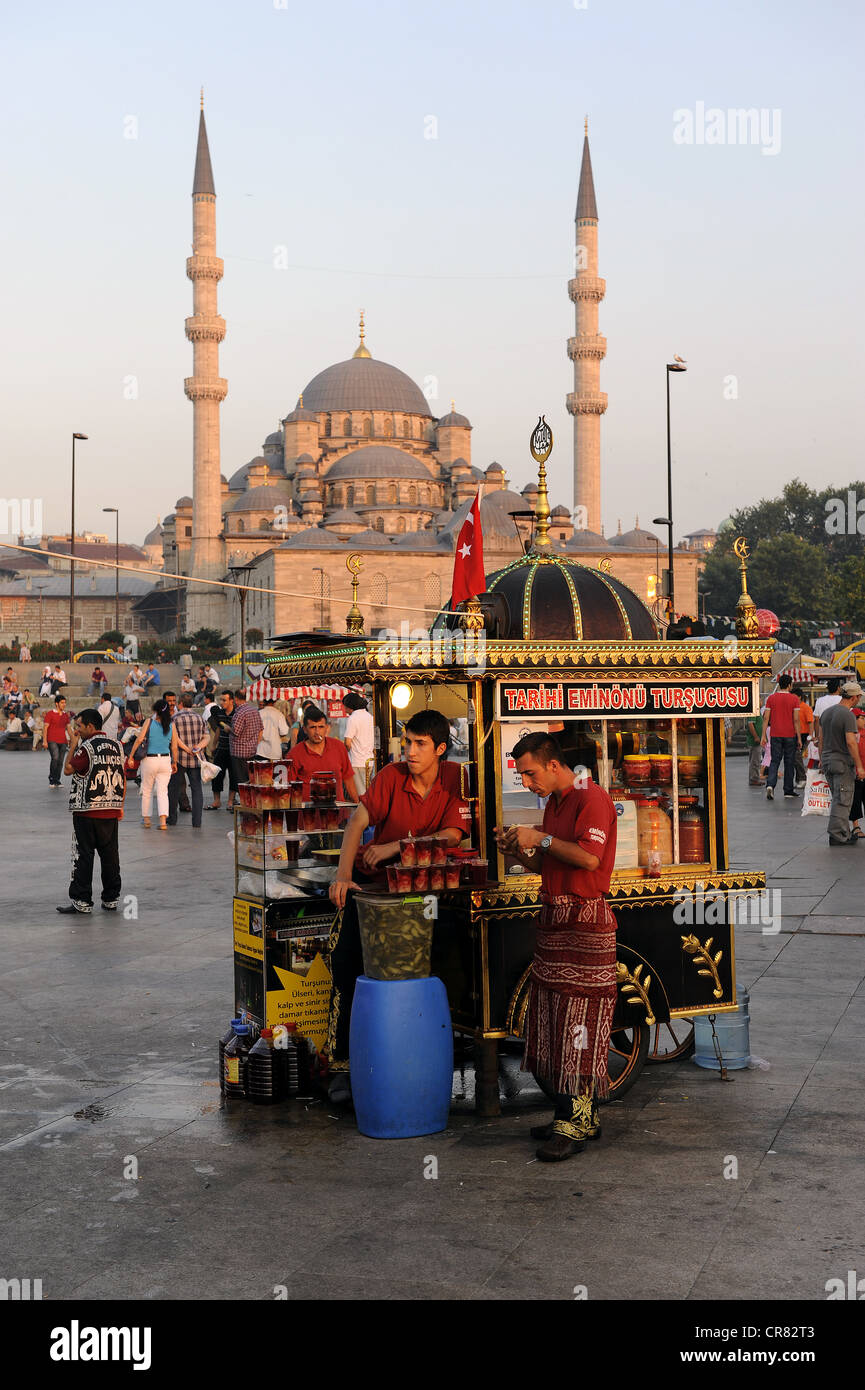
left=496, top=730, right=618, bottom=1163
left=287, top=706, right=358, bottom=803
left=326, top=709, right=470, bottom=1102
left=760, top=672, right=801, bottom=800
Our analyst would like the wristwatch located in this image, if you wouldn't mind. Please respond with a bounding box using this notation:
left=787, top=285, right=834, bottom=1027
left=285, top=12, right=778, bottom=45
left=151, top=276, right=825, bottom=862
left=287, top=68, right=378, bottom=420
left=539, top=835, right=553, bottom=853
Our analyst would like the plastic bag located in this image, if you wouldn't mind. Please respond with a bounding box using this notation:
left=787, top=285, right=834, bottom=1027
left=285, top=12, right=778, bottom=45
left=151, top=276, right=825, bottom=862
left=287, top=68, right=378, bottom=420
left=198, top=753, right=221, bottom=783
left=801, top=768, right=831, bottom=817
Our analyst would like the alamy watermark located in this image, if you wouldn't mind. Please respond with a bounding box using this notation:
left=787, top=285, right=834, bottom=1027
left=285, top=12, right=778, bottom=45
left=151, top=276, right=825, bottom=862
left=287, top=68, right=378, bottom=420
left=674, top=881, right=782, bottom=935
left=673, top=102, right=781, bottom=156
left=824, top=491, right=865, bottom=536
left=0, top=497, right=43, bottom=541
left=378, top=620, right=486, bottom=676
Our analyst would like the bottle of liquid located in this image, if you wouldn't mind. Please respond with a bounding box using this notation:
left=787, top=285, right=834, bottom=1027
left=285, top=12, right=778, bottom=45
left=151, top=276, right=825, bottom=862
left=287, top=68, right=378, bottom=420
left=273, top=1024, right=299, bottom=1096
left=223, top=1023, right=252, bottom=1098
left=219, top=1018, right=244, bottom=1093
left=289, top=1024, right=314, bottom=1097
left=247, top=1027, right=284, bottom=1104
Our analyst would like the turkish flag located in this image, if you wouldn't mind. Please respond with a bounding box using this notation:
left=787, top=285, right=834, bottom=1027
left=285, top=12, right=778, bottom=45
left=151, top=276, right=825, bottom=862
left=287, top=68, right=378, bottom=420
left=450, top=489, right=485, bottom=606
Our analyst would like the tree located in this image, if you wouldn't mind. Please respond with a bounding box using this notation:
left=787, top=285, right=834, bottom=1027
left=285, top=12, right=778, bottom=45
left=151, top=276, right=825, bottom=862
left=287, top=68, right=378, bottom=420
left=747, top=536, right=832, bottom=619
left=96, top=630, right=124, bottom=648
left=830, top=556, right=865, bottom=629
left=187, top=628, right=229, bottom=652
left=245, top=627, right=264, bottom=646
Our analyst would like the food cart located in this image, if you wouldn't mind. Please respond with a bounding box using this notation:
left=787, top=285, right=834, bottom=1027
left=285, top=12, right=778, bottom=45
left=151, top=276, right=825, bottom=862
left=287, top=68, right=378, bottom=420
left=261, top=467, right=774, bottom=1116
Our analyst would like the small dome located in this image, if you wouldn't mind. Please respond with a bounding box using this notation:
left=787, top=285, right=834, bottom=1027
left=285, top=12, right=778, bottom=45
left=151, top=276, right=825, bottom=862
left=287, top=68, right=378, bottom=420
left=175, top=496, right=193, bottom=508
left=264, top=430, right=284, bottom=447
left=613, top=525, right=660, bottom=550
left=325, top=446, right=433, bottom=482
left=442, top=489, right=530, bottom=544
left=438, top=410, right=471, bottom=428
left=347, top=528, right=392, bottom=547
left=485, top=461, right=504, bottom=475
left=433, top=509, right=454, bottom=526
left=283, top=405, right=319, bottom=423
left=566, top=528, right=607, bottom=551
left=450, top=457, right=470, bottom=471
left=392, top=530, right=441, bottom=549
left=296, top=453, right=315, bottom=465
left=227, top=458, right=286, bottom=491
left=281, top=527, right=346, bottom=549
left=300, top=356, right=432, bottom=415
left=143, top=519, right=163, bottom=546
left=324, top=508, right=364, bottom=525
left=224, top=480, right=295, bottom=514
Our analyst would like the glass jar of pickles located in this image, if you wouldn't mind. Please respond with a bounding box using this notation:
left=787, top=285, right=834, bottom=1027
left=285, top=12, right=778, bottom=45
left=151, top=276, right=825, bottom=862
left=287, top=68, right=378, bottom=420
left=623, top=753, right=651, bottom=786
left=678, top=796, right=706, bottom=862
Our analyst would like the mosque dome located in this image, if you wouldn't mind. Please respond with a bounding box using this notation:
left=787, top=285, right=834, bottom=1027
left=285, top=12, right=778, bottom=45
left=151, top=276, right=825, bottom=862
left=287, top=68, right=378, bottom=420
left=442, top=489, right=528, bottom=545
left=326, top=446, right=433, bottom=482
left=300, top=357, right=431, bottom=415
left=282, top=527, right=345, bottom=549
left=438, top=409, right=471, bottom=428
left=613, top=523, right=660, bottom=549
left=227, top=457, right=286, bottom=491
left=347, top=528, right=394, bottom=547
left=224, top=481, right=295, bottom=514
left=175, top=496, right=193, bottom=509
left=482, top=551, right=659, bottom=642
left=264, top=430, right=284, bottom=447
left=143, top=519, right=163, bottom=546
left=283, top=405, right=319, bottom=423
left=565, top=528, right=607, bottom=551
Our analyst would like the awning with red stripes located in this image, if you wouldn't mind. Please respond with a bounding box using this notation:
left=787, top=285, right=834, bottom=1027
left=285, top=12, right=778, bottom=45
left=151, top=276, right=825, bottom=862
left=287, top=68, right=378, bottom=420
left=784, top=666, right=852, bottom=683
left=245, top=679, right=359, bottom=702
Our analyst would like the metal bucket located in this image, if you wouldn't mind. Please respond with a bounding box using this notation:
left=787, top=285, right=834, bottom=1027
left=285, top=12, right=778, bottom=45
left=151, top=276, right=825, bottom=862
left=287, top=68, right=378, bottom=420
left=693, top=990, right=751, bottom=1070
left=355, top=892, right=433, bottom=981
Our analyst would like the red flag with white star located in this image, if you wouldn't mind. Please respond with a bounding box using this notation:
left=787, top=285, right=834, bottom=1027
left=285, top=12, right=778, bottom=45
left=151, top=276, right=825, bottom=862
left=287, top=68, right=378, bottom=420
left=450, top=488, right=485, bottom=606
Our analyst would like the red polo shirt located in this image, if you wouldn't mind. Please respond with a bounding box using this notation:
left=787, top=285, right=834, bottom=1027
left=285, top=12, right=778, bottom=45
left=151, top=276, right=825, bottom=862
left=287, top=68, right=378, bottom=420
left=43, top=709, right=72, bottom=744
left=540, top=781, right=617, bottom=898
left=356, top=761, right=471, bottom=872
left=763, top=691, right=800, bottom=739
left=288, top=736, right=355, bottom=800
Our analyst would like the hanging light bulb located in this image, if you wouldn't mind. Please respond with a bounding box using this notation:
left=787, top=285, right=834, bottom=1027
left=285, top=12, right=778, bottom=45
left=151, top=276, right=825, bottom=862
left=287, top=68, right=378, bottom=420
left=390, top=682, right=413, bottom=710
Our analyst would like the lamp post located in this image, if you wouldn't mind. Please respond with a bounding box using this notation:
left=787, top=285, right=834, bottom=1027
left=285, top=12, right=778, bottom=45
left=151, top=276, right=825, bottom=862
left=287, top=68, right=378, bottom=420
left=662, top=359, right=686, bottom=620
left=36, top=583, right=46, bottom=646
left=652, top=515, right=672, bottom=616
left=69, top=432, right=88, bottom=662
left=229, top=563, right=254, bottom=687
left=102, top=507, right=119, bottom=637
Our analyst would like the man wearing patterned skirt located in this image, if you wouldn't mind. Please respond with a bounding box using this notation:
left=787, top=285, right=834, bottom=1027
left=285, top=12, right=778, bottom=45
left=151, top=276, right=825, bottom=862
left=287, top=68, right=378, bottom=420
left=496, top=732, right=618, bottom=1162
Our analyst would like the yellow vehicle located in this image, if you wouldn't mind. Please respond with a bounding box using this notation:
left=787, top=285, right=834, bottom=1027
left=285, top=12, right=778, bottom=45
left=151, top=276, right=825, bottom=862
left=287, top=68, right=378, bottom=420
left=225, top=648, right=282, bottom=669
left=71, top=649, right=125, bottom=664
left=834, top=639, right=865, bottom=680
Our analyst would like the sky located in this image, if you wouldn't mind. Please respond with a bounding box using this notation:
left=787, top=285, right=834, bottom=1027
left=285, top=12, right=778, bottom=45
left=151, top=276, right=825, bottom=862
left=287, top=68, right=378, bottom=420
left=1, top=0, right=862, bottom=550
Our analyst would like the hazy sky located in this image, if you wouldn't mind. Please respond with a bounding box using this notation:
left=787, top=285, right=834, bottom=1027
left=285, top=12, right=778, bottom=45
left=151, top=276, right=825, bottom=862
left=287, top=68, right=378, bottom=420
left=1, top=0, right=861, bottom=549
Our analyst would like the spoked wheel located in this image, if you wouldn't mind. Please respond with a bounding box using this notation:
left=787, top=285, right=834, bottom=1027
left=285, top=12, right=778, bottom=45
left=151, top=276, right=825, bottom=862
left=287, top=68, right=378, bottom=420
left=533, top=1021, right=650, bottom=1105
left=646, top=1017, right=695, bottom=1064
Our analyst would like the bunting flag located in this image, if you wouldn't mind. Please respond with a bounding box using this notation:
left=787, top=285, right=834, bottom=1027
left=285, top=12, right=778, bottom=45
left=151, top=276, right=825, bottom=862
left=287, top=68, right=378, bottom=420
left=450, top=489, right=485, bottom=607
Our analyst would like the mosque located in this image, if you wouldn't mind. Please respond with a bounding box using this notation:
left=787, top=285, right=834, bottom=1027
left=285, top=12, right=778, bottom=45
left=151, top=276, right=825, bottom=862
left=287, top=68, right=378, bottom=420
left=137, top=105, right=698, bottom=642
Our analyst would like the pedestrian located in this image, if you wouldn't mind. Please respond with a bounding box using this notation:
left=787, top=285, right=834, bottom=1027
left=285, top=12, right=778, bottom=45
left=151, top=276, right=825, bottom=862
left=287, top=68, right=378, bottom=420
left=180, top=672, right=197, bottom=698
left=43, top=694, right=72, bottom=788
left=97, top=690, right=121, bottom=740
left=228, top=688, right=263, bottom=793
left=256, top=697, right=289, bottom=761
left=745, top=709, right=764, bottom=786
left=39, top=665, right=53, bottom=697
left=128, top=698, right=178, bottom=830
left=50, top=664, right=67, bottom=695
left=124, top=667, right=145, bottom=716
left=848, top=708, right=865, bottom=840
left=814, top=678, right=842, bottom=759
left=761, top=673, right=801, bottom=801
left=56, top=706, right=126, bottom=916
left=204, top=662, right=221, bottom=691
left=143, top=662, right=160, bottom=690
left=791, top=686, right=812, bottom=786
left=18, top=641, right=31, bottom=663
left=205, top=694, right=234, bottom=809
left=167, top=693, right=208, bottom=828
left=494, top=732, right=618, bottom=1163
left=89, top=664, right=108, bottom=697
left=0, top=711, right=24, bottom=749
left=343, top=692, right=375, bottom=791
left=819, top=681, right=865, bottom=847
left=287, top=705, right=358, bottom=802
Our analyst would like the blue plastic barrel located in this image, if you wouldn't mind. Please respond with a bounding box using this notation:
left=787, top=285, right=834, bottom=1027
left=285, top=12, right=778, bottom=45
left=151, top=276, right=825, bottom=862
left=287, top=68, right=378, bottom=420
left=349, top=975, right=453, bottom=1138
left=693, top=990, right=751, bottom=1070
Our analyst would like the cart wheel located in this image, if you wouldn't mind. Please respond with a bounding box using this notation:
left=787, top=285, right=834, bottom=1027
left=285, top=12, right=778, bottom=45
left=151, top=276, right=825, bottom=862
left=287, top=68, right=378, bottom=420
left=532, top=1021, right=649, bottom=1106
left=645, top=1017, right=695, bottom=1064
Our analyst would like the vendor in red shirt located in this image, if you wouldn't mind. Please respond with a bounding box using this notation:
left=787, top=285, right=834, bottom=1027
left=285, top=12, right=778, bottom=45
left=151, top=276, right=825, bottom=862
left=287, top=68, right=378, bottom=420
left=495, top=731, right=618, bottom=1164
left=43, top=694, right=73, bottom=789
left=326, top=709, right=471, bottom=1103
left=760, top=672, right=802, bottom=800
left=286, top=706, right=358, bottom=803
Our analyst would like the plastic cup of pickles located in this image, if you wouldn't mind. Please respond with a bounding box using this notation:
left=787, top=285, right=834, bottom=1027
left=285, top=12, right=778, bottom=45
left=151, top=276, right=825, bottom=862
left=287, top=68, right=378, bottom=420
left=355, top=892, right=435, bottom=981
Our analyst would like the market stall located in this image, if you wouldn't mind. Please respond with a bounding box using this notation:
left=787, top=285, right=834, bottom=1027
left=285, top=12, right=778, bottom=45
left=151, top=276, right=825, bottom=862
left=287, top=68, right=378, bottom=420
left=257, top=493, right=774, bottom=1115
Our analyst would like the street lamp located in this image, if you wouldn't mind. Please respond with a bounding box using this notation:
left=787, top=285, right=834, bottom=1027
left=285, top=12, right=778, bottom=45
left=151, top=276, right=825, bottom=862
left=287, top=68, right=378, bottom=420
left=36, top=583, right=47, bottom=646
left=69, top=432, right=88, bottom=662
left=229, top=563, right=255, bottom=687
left=663, top=358, right=687, bottom=621
left=102, top=507, right=119, bottom=637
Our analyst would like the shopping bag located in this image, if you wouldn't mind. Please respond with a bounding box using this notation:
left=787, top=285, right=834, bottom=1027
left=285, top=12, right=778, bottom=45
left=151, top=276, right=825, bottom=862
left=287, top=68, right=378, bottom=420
left=801, top=768, right=831, bottom=817
left=198, top=754, right=221, bottom=784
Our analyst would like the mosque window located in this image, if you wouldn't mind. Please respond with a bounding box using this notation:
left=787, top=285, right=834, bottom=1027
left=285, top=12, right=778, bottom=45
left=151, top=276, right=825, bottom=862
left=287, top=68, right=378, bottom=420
left=260, top=518, right=271, bottom=531
left=369, top=572, right=387, bottom=606
left=388, top=484, right=396, bottom=503
left=363, top=418, right=372, bottom=437
left=559, top=532, right=566, bottom=540
left=397, top=516, right=407, bottom=534
left=324, top=418, right=332, bottom=437
left=408, top=485, right=417, bottom=505
left=384, top=419, right=393, bottom=437
left=423, top=573, right=441, bottom=610
left=366, top=485, right=376, bottom=504
left=346, top=486, right=354, bottom=506
left=374, top=517, right=384, bottom=532
left=314, top=569, right=331, bottom=627
left=344, top=418, right=351, bottom=436
left=402, top=419, right=410, bottom=438
left=185, top=526, right=192, bottom=536
left=236, top=519, right=245, bottom=532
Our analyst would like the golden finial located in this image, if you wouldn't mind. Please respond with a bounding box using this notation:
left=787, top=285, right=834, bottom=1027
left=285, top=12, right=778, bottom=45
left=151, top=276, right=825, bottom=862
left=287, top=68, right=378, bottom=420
left=450, top=399, right=455, bottom=412
left=734, top=536, right=758, bottom=639
left=529, top=416, right=553, bottom=551
left=353, top=309, right=371, bottom=359
left=345, top=553, right=365, bottom=634
left=584, top=116, right=588, bottom=137
left=200, top=88, right=204, bottom=110
left=298, top=393, right=303, bottom=407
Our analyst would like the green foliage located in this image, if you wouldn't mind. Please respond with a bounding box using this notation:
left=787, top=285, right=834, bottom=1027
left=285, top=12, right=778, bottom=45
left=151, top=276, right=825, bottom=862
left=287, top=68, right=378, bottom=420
left=245, top=627, right=264, bottom=646
left=96, top=630, right=125, bottom=647
left=187, top=627, right=230, bottom=652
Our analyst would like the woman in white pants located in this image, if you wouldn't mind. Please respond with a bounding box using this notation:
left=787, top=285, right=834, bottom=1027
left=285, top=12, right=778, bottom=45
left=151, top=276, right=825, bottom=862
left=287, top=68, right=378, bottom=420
left=129, top=699, right=178, bottom=829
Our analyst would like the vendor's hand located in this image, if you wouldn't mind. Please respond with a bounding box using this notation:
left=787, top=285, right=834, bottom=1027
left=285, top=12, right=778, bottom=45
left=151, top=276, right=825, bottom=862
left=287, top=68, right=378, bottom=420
left=493, top=824, right=517, bottom=851
left=361, top=841, right=398, bottom=871
left=329, top=878, right=358, bottom=909
left=511, top=825, right=543, bottom=852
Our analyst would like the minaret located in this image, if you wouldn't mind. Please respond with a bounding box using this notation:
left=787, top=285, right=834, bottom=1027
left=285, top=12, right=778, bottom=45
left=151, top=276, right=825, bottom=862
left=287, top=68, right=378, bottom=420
left=566, top=119, right=607, bottom=536
left=184, top=93, right=227, bottom=632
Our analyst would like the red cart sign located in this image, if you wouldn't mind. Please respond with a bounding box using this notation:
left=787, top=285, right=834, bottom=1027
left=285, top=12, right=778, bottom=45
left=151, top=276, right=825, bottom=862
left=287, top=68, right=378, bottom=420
left=496, top=678, right=759, bottom=720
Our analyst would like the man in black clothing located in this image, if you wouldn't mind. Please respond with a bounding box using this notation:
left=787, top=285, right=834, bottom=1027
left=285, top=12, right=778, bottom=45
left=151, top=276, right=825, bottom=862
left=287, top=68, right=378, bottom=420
left=206, top=691, right=237, bottom=810
left=57, top=708, right=126, bottom=915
